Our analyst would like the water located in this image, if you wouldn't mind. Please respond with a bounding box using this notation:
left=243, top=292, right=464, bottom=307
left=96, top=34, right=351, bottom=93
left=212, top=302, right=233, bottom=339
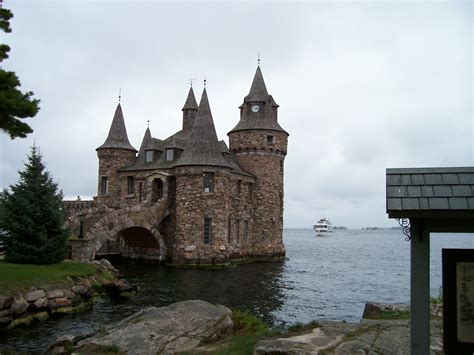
left=1, top=228, right=472, bottom=352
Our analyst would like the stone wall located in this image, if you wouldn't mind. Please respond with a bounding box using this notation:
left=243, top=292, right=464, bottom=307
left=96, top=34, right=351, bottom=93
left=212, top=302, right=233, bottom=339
left=228, top=130, right=288, bottom=257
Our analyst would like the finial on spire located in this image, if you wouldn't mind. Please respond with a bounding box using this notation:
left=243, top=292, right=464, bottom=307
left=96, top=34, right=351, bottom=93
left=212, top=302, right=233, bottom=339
left=258, top=51, right=260, bottom=66
left=204, top=78, right=207, bottom=87
left=188, top=78, right=196, bottom=87
left=118, top=88, right=121, bottom=103
left=147, top=120, right=150, bottom=128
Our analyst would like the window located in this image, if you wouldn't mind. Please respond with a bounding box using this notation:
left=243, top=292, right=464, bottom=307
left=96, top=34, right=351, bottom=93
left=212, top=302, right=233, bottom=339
left=127, top=176, right=135, bottom=195
left=227, top=218, right=232, bottom=243
left=280, top=160, right=284, bottom=174
left=138, top=182, right=143, bottom=202
left=101, top=176, right=108, bottom=195
left=236, top=219, right=240, bottom=242
left=243, top=220, right=248, bottom=241
left=166, top=149, right=174, bottom=161
left=237, top=180, right=242, bottom=196
left=204, top=218, right=212, bottom=244
left=266, top=135, right=274, bottom=144
left=151, top=178, right=163, bottom=202
left=145, top=150, right=154, bottom=163
left=203, top=172, right=214, bottom=192
left=249, top=183, right=253, bottom=202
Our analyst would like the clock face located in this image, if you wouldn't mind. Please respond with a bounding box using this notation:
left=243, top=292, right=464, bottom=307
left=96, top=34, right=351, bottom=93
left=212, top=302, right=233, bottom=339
left=251, top=104, right=260, bottom=113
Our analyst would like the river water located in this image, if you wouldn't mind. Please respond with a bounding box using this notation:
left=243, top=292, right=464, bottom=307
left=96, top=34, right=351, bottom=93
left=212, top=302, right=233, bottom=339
left=1, top=228, right=472, bottom=352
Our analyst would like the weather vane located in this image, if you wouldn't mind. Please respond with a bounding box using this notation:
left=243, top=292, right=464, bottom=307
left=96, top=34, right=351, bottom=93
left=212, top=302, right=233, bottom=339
left=258, top=51, right=261, bottom=66
left=204, top=78, right=207, bottom=87
left=147, top=120, right=150, bottom=128
left=188, top=78, right=196, bottom=87
left=118, top=88, right=121, bottom=103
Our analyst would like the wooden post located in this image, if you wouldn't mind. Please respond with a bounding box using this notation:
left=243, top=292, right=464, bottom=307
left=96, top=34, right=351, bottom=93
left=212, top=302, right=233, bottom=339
left=410, top=219, right=430, bottom=355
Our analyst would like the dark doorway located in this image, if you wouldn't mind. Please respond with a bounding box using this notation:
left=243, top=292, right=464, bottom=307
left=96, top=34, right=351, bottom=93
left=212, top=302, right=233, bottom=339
left=151, top=178, right=163, bottom=202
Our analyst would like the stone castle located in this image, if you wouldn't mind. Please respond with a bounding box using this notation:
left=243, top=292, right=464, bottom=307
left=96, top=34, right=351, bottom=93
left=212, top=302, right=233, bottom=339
left=65, top=65, right=288, bottom=266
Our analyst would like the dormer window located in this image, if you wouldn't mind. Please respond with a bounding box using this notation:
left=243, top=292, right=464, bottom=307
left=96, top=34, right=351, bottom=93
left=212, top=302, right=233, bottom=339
left=145, top=150, right=154, bottom=163
left=266, top=135, right=274, bottom=144
left=166, top=149, right=174, bottom=161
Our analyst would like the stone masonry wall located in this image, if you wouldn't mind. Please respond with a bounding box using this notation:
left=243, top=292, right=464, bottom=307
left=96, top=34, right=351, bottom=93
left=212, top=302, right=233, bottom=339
left=228, top=130, right=288, bottom=257
left=96, top=149, right=136, bottom=208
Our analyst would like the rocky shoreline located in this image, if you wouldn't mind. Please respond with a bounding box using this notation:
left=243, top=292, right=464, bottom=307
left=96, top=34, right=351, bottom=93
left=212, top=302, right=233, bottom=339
left=44, top=300, right=444, bottom=354
left=0, top=259, right=136, bottom=331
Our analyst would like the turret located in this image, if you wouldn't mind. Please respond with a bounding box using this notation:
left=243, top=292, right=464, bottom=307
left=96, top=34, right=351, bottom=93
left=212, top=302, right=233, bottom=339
left=228, top=65, right=288, bottom=257
left=182, top=86, right=199, bottom=131
left=96, top=103, right=137, bottom=207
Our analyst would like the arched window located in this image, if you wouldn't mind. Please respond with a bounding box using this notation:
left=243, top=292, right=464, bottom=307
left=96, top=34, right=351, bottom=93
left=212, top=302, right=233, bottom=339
left=151, top=178, right=163, bottom=202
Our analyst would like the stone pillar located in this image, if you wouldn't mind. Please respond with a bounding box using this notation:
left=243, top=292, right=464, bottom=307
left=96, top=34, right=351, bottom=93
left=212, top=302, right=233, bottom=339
left=68, top=238, right=94, bottom=262
left=410, top=219, right=430, bottom=355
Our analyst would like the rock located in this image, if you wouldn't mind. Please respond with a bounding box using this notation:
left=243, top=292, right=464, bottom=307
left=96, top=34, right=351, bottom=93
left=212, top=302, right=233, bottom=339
left=0, top=295, right=14, bottom=310
left=0, top=316, right=12, bottom=327
left=54, top=298, right=72, bottom=308
left=362, top=302, right=409, bottom=320
left=0, top=308, right=13, bottom=318
left=32, top=311, right=49, bottom=322
left=10, top=297, right=29, bottom=315
left=24, top=289, right=45, bottom=302
left=46, top=290, right=64, bottom=299
left=7, top=315, right=33, bottom=329
left=72, top=284, right=87, bottom=295
left=184, top=245, right=196, bottom=252
left=77, top=300, right=233, bottom=353
left=63, top=290, right=76, bottom=299
left=56, top=306, right=74, bottom=314
left=102, top=279, right=137, bottom=298
left=47, top=334, right=76, bottom=354
left=31, top=297, right=49, bottom=311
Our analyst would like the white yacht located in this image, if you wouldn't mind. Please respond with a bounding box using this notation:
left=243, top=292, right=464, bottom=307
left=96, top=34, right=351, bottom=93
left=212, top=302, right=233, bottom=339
left=313, top=217, right=333, bottom=236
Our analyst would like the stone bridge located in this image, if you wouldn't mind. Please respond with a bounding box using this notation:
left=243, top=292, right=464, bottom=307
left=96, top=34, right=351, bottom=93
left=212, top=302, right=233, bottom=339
left=65, top=199, right=170, bottom=262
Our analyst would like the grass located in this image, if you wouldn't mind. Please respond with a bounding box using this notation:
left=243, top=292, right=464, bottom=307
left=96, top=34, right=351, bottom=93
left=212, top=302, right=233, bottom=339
left=0, top=260, right=97, bottom=294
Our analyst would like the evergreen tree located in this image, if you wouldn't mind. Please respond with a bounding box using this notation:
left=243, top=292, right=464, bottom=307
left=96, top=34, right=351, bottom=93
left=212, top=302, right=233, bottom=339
left=0, top=7, right=40, bottom=139
left=0, top=147, right=68, bottom=264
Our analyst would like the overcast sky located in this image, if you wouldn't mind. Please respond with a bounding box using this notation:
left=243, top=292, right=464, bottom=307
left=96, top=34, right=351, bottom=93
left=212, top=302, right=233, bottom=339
left=0, top=0, right=472, bottom=228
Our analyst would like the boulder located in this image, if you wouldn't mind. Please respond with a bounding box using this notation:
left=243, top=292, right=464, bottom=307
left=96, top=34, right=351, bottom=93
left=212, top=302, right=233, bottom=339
left=31, top=297, right=49, bottom=311
left=0, top=296, right=14, bottom=310
left=24, top=289, right=45, bottom=302
left=102, top=279, right=137, bottom=298
left=46, top=290, right=64, bottom=299
left=54, top=298, right=72, bottom=308
left=10, top=297, right=29, bottom=315
left=77, top=300, right=233, bottom=353
left=362, top=302, right=409, bottom=320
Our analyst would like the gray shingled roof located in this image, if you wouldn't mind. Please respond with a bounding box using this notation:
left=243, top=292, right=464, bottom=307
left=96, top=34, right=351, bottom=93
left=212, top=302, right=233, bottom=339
left=229, top=66, right=288, bottom=135
left=386, top=167, right=474, bottom=218
left=173, top=88, right=232, bottom=168
left=182, top=86, right=199, bottom=111
left=96, top=103, right=137, bottom=152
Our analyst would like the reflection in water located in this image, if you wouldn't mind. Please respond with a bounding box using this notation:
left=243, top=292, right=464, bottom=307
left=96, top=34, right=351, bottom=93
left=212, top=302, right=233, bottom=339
left=116, top=262, right=286, bottom=326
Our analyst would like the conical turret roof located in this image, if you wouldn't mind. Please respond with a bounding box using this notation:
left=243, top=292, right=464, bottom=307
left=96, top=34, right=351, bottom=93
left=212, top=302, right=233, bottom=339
left=174, top=88, right=231, bottom=168
left=97, top=103, right=137, bottom=152
left=138, top=126, right=152, bottom=154
left=182, top=86, right=199, bottom=111
left=244, top=66, right=269, bottom=102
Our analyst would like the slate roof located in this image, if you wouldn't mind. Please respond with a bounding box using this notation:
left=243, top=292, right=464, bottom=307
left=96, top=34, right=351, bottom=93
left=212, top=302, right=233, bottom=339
left=182, top=86, right=199, bottom=111
left=97, top=103, right=137, bottom=152
left=386, top=167, right=474, bottom=218
left=228, top=66, right=288, bottom=135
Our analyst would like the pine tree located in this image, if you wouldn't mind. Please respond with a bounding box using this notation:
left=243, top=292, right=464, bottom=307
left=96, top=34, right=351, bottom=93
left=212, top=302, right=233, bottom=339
left=0, top=147, right=68, bottom=264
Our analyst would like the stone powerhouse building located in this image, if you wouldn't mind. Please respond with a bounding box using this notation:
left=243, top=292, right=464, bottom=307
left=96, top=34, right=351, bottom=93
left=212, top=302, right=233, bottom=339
left=65, top=66, right=288, bottom=266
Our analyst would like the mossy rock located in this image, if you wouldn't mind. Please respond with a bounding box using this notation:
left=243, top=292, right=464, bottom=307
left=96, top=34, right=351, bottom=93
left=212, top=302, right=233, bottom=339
left=32, top=311, right=49, bottom=322
left=56, top=306, right=74, bottom=314
left=7, top=315, right=33, bottom=329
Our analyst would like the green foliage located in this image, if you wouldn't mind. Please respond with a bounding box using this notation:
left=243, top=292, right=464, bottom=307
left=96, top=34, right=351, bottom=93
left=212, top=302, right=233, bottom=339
left=0, top=147, right=69, bottom=264
left=286, top=320, right=321, bottom=334
left=232, top=309, right=269, bottom=335
left=0, top=6, right=40, bottom=139
left=0, top=260, right=96, bottom=293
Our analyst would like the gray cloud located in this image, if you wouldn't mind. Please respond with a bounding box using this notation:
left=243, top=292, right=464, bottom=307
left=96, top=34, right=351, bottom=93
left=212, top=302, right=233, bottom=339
left=0, top=1, right=471, bottom=228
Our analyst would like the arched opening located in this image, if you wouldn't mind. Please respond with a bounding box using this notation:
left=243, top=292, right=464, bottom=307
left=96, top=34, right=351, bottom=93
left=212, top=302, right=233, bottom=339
left=119, top=227, right=162, bottom=262
left=151, top=178, right=163, bottom=202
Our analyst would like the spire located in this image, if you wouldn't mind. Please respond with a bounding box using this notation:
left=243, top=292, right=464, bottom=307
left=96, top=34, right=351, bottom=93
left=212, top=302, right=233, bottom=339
left=138, top=126, right=152, bottom=154
left=174, top=88, right=231, bottom=168
left=182, top=86, right=199, bottom=111
left=96, top=103, right=137, bottom=152
left=245, top=66, right=269, bottom=102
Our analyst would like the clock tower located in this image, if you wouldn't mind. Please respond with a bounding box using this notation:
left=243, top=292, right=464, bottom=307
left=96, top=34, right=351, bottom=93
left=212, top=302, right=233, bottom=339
left=228, top=65, right=288, bottom=257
